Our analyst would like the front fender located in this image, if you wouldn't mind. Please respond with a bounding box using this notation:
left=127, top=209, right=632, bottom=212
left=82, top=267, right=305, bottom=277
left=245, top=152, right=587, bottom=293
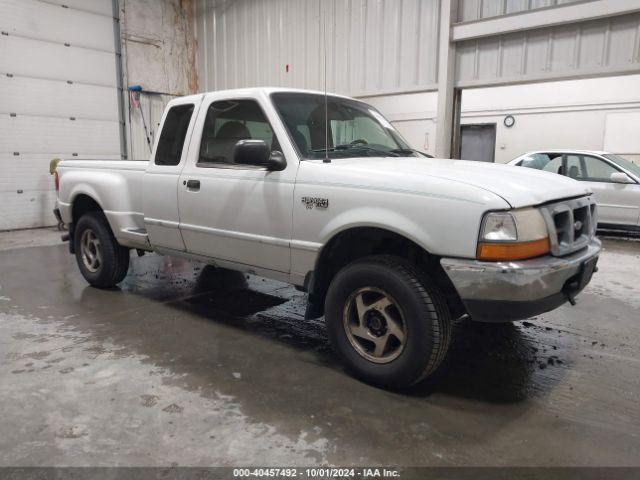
left=318, top=206, right=437, bottom=254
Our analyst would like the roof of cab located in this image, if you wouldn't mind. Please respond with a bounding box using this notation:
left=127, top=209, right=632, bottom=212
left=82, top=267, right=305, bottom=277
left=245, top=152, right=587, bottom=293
left=210, top=86, right=352, bottom=98
left=169, top=87, right=356, bottom=105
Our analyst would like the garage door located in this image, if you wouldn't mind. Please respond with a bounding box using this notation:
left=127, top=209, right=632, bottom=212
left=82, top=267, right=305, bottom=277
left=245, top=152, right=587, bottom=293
left=0, top=0, right=122, bottom=230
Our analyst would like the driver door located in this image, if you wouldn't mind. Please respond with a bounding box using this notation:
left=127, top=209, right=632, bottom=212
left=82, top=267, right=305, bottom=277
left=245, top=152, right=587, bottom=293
left=177, top=93, right=296, bottom=274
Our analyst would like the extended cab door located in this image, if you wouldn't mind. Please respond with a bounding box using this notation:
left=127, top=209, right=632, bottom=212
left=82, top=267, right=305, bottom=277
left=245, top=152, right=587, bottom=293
left=143, top=96, right=201, bottom=251
left=177, top=91, right=297, bottom=274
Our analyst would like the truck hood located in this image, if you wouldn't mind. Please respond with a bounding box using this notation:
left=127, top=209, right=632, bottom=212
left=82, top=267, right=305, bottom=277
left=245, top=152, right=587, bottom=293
left=310, top=157, right=591, bottom=208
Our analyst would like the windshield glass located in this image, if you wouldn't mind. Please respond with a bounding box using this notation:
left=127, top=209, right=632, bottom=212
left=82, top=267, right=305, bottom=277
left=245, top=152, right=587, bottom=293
left=603, top=154, right=640, bottom=178
left=271, top=92, right=418, bottom=159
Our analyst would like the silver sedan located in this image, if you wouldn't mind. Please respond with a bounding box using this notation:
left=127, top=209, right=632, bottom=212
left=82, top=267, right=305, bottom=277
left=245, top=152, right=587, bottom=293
left=509, top=150, right=640, bottom=231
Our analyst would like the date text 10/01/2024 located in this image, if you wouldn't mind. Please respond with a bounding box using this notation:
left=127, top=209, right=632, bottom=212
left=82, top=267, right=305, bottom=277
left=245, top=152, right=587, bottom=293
left=232, top=467, right=400, bottom=478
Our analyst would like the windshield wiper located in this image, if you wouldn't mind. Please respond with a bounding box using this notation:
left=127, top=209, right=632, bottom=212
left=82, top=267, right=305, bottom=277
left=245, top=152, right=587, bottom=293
left=389, top=148, right=433, bottom=158
left=335, top=144, right=400, bottom=157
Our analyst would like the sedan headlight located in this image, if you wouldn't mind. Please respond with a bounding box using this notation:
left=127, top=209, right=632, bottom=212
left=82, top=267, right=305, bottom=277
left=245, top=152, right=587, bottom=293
left=477, top=208, right=549, bottom=261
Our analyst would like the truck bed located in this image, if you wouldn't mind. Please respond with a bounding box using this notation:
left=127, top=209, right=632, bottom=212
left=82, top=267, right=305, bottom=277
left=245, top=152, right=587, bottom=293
left=56, top=159, right=150, bottom=250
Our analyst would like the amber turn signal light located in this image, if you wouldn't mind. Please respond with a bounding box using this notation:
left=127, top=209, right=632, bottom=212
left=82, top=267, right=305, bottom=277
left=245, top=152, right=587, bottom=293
left=477, top=237, right=550, bottom=261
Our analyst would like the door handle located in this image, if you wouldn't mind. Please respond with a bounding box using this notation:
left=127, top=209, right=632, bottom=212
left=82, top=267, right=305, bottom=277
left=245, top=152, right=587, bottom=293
left=185, top=179, right=200, bottom=191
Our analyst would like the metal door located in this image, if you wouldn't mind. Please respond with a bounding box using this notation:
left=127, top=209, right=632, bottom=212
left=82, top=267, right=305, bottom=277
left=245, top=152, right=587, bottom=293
left=0, top=0, right=121, bottom=229
left=460, top=124, right=497, bottom=162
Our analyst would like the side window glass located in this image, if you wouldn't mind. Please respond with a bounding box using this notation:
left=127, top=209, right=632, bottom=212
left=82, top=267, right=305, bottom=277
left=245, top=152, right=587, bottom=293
left=155, top=104, right=194, bottom=166
left=542, top=156, right=563, bottom=174
left=565, top=155, right=583, bottom=179
left=582, top=156, right=619, bottom=182
left=521, top=153, right=551, bottom=170
left=199, top=99, right=277, bottom=165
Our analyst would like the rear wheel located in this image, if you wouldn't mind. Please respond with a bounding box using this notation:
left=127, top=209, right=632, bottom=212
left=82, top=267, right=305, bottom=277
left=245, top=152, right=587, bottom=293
left=74, top=211, right=130, bottom=288
left=324, top=255, right=452, bottom=389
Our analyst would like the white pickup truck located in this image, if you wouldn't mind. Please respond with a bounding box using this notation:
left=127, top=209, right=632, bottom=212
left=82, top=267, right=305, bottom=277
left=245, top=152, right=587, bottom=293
left=55, top=87, right=601, bottom=388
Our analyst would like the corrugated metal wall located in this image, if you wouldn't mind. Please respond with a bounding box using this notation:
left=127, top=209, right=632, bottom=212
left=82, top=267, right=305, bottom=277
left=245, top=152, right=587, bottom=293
left=455, top=13, right=640, bottom=86
left=457, top=0, right=583, bottom=23
left=194, top=0, right=440, bottom=96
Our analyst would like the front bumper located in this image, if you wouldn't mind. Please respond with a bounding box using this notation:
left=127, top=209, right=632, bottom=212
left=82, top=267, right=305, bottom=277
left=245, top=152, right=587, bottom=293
left=441, top=238, right=601, bottom=322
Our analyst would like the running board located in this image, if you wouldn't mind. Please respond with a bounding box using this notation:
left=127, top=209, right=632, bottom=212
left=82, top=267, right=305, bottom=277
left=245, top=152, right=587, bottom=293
left=120, top=227, right=151, bottom=248
left=124, top=227, right=148, bottom=236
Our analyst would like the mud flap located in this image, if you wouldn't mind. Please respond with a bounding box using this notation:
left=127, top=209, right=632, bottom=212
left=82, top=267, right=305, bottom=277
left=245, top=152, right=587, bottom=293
left=305, top=297, right=324, bottom=320
left=563, top=256, right=598, bottom=305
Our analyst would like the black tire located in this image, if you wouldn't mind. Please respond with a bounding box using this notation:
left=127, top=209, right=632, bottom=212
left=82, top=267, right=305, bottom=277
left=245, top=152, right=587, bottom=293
left=74, top=211, right=130, bottom=288
left=324, top=255, right=452, bottom=389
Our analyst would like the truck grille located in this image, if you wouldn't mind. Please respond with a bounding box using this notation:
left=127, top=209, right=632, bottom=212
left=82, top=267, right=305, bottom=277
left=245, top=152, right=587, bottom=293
left=539, top=196, right=597, bottom=257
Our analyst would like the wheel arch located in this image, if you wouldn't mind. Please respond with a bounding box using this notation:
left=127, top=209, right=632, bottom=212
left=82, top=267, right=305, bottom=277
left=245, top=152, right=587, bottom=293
left=306, top=226, right=463, bottom=319
left=68, top=193, right=107, bottom=253
left=71, top=193, right=105, bottom=223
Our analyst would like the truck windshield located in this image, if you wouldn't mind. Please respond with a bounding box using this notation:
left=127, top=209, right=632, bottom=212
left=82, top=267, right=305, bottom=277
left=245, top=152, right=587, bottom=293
left=271, top=92, right=419, bottom=160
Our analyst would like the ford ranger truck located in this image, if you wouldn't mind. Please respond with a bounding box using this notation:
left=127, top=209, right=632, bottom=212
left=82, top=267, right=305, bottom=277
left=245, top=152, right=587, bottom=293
left=54, top=88, right=600, bottom=389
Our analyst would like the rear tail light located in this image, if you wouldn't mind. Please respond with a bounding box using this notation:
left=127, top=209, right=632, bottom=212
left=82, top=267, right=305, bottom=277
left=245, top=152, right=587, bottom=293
left=54, top=171, right=59, bottom=192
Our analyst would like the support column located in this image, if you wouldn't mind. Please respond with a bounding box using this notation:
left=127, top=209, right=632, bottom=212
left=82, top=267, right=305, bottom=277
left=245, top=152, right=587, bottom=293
left=112, top=0, right=128, bottom=160
left=435, top=0, right=459, bottom=159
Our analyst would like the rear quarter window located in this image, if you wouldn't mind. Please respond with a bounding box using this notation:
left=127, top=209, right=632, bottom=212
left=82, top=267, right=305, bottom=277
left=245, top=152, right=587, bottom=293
left=155, top=104, right=194, bottom=166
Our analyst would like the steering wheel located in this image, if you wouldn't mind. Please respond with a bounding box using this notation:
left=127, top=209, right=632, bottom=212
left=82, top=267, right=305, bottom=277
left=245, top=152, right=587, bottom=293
left=350, top=139, right=368, bottom=146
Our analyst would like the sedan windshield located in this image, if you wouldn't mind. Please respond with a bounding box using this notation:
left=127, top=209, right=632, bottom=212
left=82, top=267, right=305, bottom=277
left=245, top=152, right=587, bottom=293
left=271, top=92, right=420, bottom=160
left=603, top=154, right=640, bottom=178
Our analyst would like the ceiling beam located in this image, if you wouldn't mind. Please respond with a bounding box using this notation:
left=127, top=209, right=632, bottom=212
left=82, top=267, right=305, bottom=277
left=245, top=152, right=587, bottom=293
left=452, top=0, right=640, bottom=42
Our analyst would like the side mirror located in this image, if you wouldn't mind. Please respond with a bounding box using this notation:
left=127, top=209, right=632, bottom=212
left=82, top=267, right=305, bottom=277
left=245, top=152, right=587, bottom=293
left=610, top=172, right=634, bottom=184
left=233, top=140, right=286, bottom=171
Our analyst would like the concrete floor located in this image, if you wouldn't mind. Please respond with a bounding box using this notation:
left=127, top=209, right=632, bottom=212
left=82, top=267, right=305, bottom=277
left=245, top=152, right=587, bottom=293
left=0, top=228, right=639, bottom=467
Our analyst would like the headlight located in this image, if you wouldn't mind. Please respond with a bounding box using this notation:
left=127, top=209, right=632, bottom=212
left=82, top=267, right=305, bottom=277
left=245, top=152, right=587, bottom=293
left=481, top=212, right=517, bottom=241
left=477, top=208, right=549, bottom=261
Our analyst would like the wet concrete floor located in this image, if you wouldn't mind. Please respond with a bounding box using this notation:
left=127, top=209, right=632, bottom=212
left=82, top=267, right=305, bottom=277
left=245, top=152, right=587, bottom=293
left=0, top=231, right=639, bottom=466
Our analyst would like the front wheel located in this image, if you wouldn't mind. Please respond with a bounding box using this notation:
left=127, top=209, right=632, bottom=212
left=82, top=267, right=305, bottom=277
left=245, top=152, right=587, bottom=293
left=74, top=211, right=130, bottom=288
left=324, top=255, right=452, bottom=389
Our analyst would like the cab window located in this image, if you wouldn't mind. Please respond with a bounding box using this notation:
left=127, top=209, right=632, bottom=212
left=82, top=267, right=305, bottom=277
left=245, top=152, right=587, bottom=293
left=155, top=104, right=194, bottom=166
left=198, top=99, right=279, bottom=166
